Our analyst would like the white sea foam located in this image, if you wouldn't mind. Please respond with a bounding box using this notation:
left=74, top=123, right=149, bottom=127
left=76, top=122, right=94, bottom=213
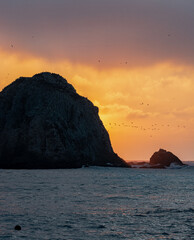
left=166, top=162, right=185, bottom=169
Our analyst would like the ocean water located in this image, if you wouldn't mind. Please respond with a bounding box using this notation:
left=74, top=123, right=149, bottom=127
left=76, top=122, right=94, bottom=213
left=0, top=166, right=193, bottom=240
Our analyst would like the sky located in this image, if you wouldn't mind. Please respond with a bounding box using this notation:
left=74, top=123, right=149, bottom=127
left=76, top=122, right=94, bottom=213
left=0, top=0, right=194, bottom=161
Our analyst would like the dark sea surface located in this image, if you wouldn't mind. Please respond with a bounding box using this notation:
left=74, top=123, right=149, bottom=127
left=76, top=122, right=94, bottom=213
left=0, top=165, right=194, bottom=240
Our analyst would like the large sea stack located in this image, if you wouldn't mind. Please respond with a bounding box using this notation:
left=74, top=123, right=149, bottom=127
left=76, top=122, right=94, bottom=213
left=0, top=72, right=128, bottom=169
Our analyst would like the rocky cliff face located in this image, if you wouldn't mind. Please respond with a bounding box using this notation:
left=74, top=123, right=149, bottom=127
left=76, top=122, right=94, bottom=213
left=150, top=149, right=184, bottom=167
left=0, top=72, right=128, bottom=168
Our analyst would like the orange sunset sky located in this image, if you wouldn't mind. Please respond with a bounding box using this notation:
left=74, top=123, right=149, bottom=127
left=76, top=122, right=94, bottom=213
left=0, top=0, right=194, bottom=161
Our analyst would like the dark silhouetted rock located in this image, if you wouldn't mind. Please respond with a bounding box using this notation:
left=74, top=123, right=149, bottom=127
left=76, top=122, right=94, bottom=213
left=98, top=224, right=106, bottom=229
left=0, top=72, right=129, bottom=169
left=14, top=225, right=21, bottom=230
left=150, top=149, right=184, bottom=167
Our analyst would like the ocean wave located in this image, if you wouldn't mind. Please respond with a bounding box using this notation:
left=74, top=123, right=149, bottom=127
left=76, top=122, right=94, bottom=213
left=145, top=207, right=194, bottom=215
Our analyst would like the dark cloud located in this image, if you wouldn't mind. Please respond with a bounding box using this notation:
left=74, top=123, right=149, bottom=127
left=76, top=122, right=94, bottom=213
left=0, top=0, right=194, bottom=67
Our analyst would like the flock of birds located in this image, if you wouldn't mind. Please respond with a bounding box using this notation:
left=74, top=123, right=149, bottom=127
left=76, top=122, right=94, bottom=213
left=106, top=122, right=186, bottom=130
left=105, top=121, right=187, bottom=138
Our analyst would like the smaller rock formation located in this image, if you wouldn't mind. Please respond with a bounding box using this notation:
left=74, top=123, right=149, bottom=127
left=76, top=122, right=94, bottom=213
left=14, top=225, right=21, bottom=231
left=150, top=149, right=184, bottom=168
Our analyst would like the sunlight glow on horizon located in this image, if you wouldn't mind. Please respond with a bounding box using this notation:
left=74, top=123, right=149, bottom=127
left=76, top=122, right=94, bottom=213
left=0, top=48, right=194, bottom=161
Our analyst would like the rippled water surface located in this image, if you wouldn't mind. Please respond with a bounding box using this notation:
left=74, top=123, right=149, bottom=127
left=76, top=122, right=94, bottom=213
left=0, top=166, right=194, bottom=239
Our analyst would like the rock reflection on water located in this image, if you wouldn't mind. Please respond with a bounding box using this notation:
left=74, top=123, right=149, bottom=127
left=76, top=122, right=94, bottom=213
left=0, top=166, right=193, bottom=239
